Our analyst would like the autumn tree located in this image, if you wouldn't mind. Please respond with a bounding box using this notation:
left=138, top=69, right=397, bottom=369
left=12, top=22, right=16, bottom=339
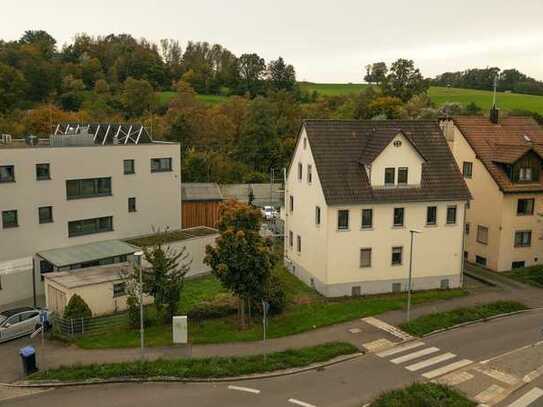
left=204, top=201, right=273, bottom=328
left=121, top=77, right=156, bottom=117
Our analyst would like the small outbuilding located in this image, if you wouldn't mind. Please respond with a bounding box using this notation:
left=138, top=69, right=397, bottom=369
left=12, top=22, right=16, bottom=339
left=181, top=183, right=224, bottom=228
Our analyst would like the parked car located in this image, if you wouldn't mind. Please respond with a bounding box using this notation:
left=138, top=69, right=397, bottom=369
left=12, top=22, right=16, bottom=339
left=261, top=206, right=278, bottom=220
left=0, top=307, right=46, bottom=343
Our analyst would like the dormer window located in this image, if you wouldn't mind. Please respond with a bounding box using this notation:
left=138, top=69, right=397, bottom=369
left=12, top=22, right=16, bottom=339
left=398, top=167, right=408, bottom=184
left=519, top=167, right=533, bottom=182
left=384, top=168, right=395, bottom=185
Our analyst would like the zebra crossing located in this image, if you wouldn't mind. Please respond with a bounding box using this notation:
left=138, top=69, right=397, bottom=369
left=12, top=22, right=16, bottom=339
left=375, top=340, right=472, bottom=379
left=505, top=387, right=543, bottom=407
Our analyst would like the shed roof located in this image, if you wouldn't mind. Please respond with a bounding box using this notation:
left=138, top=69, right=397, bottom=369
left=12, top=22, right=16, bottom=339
left=45, top=264, right=131, bottom=289
left=181, top=183, right=223, bottom=201
left=37, top=240, right=139, bottom=268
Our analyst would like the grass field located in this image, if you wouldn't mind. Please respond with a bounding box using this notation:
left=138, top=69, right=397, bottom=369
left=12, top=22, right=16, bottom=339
left=368, top=383, right=475, bottom=406
left=75, top=266, right=467, bottom=349
left=503, top=265, right=543, bottom=288
left=299, top=82, right=543, bottom=113
left=157, top=91, right=228, bottom=107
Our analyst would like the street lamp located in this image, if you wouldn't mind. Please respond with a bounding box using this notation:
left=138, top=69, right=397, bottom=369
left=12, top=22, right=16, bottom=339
left=133, top=250, right=145, bottom=360
left=407, top=229, right=422, bottom=323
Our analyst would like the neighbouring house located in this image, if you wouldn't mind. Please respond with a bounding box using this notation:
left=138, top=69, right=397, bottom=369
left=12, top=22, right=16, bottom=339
left=284, top=120, right=471, bottom=297
left=441, top=110, right=543, bottom=271
left=0, top=123, right=182, bottom=309
left=181, top=183, right=223, bottom=228
left=42, top=227, right=219, bottom=316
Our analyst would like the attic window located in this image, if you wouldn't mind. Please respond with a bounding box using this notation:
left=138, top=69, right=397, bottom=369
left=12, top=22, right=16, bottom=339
left=393, top=140, right=402, bottom=147
left=303, top=138, right=307, bottom=149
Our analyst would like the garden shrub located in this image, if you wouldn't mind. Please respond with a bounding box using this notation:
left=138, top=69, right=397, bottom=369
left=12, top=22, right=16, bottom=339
left=63, top=294, right=92, bottom=320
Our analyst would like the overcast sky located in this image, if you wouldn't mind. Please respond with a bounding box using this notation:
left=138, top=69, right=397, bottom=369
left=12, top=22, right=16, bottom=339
left=2, top=0, right=543, bottom=83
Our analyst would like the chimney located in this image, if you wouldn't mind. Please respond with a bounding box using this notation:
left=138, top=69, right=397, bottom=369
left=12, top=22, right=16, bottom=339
left=490, top=104, right=500, bottom=124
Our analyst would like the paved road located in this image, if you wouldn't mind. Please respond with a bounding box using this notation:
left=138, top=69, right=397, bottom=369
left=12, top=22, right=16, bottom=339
left=3, top=309, right=543, bottom=407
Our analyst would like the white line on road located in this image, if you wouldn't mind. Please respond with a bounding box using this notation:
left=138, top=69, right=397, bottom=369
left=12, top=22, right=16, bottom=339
left=376, top=341, right=425, bottom=358
left=227, top=385, right=261, bottom=394
left=405, top=353, right=456, bottom=371
left=288, top=398, right=317, bottom=407
left=507, top=387, right=543, bottom=407
left=390, top=347, right=440, bottom=364
left=422, top=359, right=472, bottom=379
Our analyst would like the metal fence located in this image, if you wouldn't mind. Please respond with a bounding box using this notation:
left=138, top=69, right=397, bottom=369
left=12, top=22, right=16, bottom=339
left=52, top=313, right=129, bottom=337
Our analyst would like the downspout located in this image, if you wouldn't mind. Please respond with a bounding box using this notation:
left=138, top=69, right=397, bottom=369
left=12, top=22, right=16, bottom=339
left=283, top=168, right=288, bottom=262
left=460, top=201, right=467, bottom=287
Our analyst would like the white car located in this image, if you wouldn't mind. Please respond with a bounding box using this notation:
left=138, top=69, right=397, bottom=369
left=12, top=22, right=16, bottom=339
left=0, top=307, right=43, bottom=343
left=261, top=206, right=278, bottom=220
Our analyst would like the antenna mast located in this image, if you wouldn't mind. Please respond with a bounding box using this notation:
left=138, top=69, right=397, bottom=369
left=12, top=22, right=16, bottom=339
left=492, top=74, right=498, bottom=107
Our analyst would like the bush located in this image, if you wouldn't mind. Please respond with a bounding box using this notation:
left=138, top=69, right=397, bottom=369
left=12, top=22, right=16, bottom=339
left=258, top=273, right=287, bottom=316
left=127, top=295, right=140, bottom=329
left=188, top=293, right=238, bottom=321
left=63, top=294, right=92, bottom=320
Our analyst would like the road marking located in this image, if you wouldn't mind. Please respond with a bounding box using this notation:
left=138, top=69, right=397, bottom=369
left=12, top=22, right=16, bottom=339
left=422, top=359, right=473, bottom=379
left=376, top=341, right=425, bottom=358
left=507, top=387, right=543, bottom=407
left=348, top=328, right=362, bottom=334
left=524, top=365, right=543, bottom=384
left=405, top=353, right=456, bottom=371
left=390, top=347, right=440, bottom=364
left=362, top=317, right=413, bottom=340
left=474, top=367, right=519, bottom=386
left=363, top=338, right=394, bottom=353
left=474, top=384, right=506, bottom=404
left=435, top=371, right=474, bottom=386
left=227, top=385, right=261, bottom=394
left=288, top=398, right=317, bottom=407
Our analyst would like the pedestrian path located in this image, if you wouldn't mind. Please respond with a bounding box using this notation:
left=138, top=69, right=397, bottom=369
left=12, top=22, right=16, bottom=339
left=375, top=339, right=472, bottom=380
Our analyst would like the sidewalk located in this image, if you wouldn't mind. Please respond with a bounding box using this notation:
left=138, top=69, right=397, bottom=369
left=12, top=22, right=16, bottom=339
left=2, top=268, right=541, bottom=384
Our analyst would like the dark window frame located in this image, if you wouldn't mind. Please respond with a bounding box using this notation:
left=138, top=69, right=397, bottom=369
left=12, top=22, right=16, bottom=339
left=124, top=159, right=135, bottom=175
left=0, top=165, right=15, bottom=183
left=66, top=177, right=112, bottom=200
left=514, top=230, right=532, bottom=248
left=393, top=207, right=405, bottom=227
left=446, top=205, right=457, bottom=225
left=128, top=197, right=137, bottom=213
left=297, top=163, right=303, bottom=181
left=517, top=198, right=534, bottom=216
left=463, top=161, right=473, bottom=178
left=361, top=208, right=373, bottom=229
left=397, top=167, right=408, bottom=184
left=391, top=246, right=403, bottom=265
left=307, top=164, right=312, bottom=184
left=113, top=282, right=127, bottom=298
left=426, top=206, right=437, bottom=225
left=36, top=163, right=51, bottom=180
left=38, top=206, right=53, bottom=224
left=68, top=216, right=113, bottom=238
left=296, top=235, right=302, bottom=253
left=360, top=248, right=372, bottom=268
left=477, top=225, right=489, bottom=245
left=384, top=167, right=395, bottom=185
left=337, top=209, right=350, bottom=230
left=151, top=157, right=172, bottom=173
left=289, top=230, right=293, bottom=248
left=315, top=206, right=321, bottom=225
left=2, top=210, right=18, bottom=228
left=289, top=195, right=294, bottom=212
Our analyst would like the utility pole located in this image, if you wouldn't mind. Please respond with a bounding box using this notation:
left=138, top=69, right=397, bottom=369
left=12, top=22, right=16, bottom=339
left=134, top=251, right=145, bottom=361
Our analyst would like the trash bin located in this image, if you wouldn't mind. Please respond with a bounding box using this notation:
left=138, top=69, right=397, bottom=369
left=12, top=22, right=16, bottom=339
left=19, top=346, right=38, bottom=375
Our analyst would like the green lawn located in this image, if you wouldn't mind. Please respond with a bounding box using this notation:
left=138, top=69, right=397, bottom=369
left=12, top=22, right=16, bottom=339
left=75, top=267, right=467, bottom=349
left=503, top=265, right=543, bottom=288
left=299, top=82, right=543, bottom=113
left=400, top=301, right=527, bottom=337
left=368, top=383, right=475, bottom=407
left=157, top=91, right=228, bottom=107
left=30, top=342, right=357, bottom=382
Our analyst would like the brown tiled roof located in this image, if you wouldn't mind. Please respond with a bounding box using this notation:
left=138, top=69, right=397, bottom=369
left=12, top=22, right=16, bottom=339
left=452, top=116, right=543, bottom=193
left=303, top=120, right=471, bottom=205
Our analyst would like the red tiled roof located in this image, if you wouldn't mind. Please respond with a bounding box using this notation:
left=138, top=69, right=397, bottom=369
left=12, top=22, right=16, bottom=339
left=452, top=116, right=543, bottom=193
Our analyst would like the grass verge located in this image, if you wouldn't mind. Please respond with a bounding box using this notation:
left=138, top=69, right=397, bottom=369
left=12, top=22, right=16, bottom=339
left=368, top=383, right=475, bottom=407
left=400, top=301, right=528, bottom=336
left=30, top=342, right=357, bottom=382
left=503, top=265, right=543, bottom=288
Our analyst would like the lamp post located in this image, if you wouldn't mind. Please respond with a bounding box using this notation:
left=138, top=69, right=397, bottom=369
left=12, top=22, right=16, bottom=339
left=407, top=229, right=421, bottom=323
left=134, top=250, right=145, bottom=361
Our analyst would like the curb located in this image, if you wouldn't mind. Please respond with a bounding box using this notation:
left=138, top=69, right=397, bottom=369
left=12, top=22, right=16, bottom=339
left=0, top=352, right=364, bottom=389
left=463, top=271, right=497, bottom=287
left=421, top=307, right=541, bottom=338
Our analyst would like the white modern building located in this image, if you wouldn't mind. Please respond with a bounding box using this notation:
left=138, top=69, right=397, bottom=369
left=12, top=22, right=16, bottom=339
left=284, top=120, right=471, bottom=297
left=0, top=124, right=182, bottom=308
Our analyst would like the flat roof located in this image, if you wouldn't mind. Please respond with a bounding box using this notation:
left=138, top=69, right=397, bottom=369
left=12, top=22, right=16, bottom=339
left=126, top=226, right=218, bottom=247
left=181, top=183, right=223, bottom=201
left=37, top=240, right=139, bottom=268
left=45, top=264, right=131, bottom=289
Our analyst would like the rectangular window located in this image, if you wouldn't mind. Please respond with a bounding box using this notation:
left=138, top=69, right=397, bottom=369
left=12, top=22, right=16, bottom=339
left=477, top=225, right=489, bottom=245
left=463, top=161, right=473, bottom=178
left=151, top=157, right=172, bottom=172
left=397, top=167, right=408, bottom=184
left=289, top=195, right=294, bottom=212
left=68, top=216, right=113, bottom=237
left=361, top=209, right=373, bottom=229
left=124, top=159, right=135, bottom=175
left=519, top=167, right=533, bottom=182
left=391, top=247, right=403, bottom=265
left=514, top=231, right=532, bottom=248
left=338, top=210, right=349, bottom=230
left=289, top=230, right=293, bottom=248
left=36, top=163, right=50, bottom=180
left=384, top=168, right=395, bottom=185
left=476, top=255, right=487, bottom=266
left=446, top=206, right=457, bottom=225
left=512, top=261, right=526, bottom=269
left=128, top=197, right=137, bottom=213
left=465, top=223, right=470, bottom=235
left=298, top=163, right=303, bottom=180
left=426, top=206, right=437, bottom=225
left=296, top=235, right=301, bottom=253
left=0, top=165, right=15, bottom=183
left=307, top=164, right=312, bottom=184
left=66, top=177, right=112, bottom=200
left=360, top=248, right=372, bottom=268
left=113, top=283, right=127, bottom=298
left=393, top=208, right=404, bottom=227
left=315, top=206, right=321, bottom=225
left=2, top=210, right=18, bottom=228
left=517, top=199, right=534, bottom=215
left=38, top=206, right=53, bottom=224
